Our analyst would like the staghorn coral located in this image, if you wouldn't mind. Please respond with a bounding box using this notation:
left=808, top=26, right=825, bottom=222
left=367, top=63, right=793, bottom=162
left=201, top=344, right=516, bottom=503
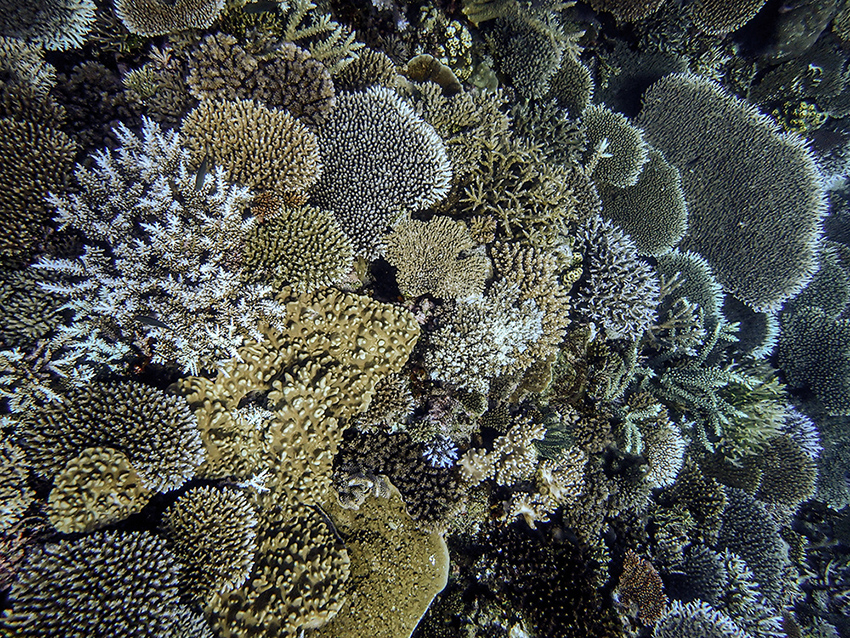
left=278, top=0, right=363, bottom=73
left=691, top=0, right=769, bottom=36
left=207, top=503, right=350, bottom=638
left=123, top=59, right=198, bottom=128
left=33, top=117, right=289, bottom=376
left=617, top=550, right=669, bottom=625
left=181, top=98, right=321, bottom=203
left=638, top=73, right=827, bottom=312
left=186, top=34, right=335, bottom=127
left=582, top=103, right=650, bottom=188
left=0, top=116, right=76, bottom=264
left=312, top=86, right=452, bottom=258
left=0, top=530, right=211, bottom=638
left=510, top=96, right=585, bottom=166
left=572, top=214, right=660, bottom=341
left=114, top=0, right=225, bottom=36
left=16, top=381, right=203, bottom=493
left=242, top=200, right=353, bottom=293
left=597, top=147, right=688, bottom=256
left=0, top=0, right=95, bottom=50
left=46, top=446, right=152, bottom=534
left=384, top=216, right=490, bottom=300
left=163, top=486, right=258, bottom=599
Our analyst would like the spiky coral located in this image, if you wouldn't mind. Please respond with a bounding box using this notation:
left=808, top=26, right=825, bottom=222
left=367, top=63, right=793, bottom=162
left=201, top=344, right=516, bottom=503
left=33, top=117, right=290, bottom=376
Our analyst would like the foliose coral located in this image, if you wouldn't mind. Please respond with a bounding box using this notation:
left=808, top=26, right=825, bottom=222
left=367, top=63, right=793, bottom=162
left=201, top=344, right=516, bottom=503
left=180, top=98, right=322, bottom=203
left=0, top=530, right=211, bottom=637
left=312, top=86, right=452, bottom=257
left=114, top=0, right=225, bottom=36
left=639, top=73, right=827, bottom=312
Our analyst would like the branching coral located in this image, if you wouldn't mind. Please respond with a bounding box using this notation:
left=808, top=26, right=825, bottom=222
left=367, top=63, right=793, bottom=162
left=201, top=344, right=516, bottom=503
left=0, top=116, right=76, bottom=263
left=0, top=530, right=211, bottom=638
left=385, top=216, right=490, bottom=299
left=638, top=73, right=827, bottom=312
left=16, top=380, right=203, bottom=493
left=181, top=98, right=322, bottom=202
left=242, top=199, right=353, bottom=293
left=163, top=486, right=258, bottom=599
left=33, top=118, right=287, bottom=376
left=312, top=86, right=452, bottom=258
left=572, top=214, right=660, bottom=341
left=0, top=0, right=96, bottom=50
left=187, top=34, right=335, bottom=126
left=114, top=0, right=225, bottom=36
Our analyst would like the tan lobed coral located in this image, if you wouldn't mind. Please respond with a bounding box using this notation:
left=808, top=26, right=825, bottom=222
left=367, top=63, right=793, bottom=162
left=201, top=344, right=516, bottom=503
left=314, top=486, right=449, bottom=638
left=163, top=486, right=258, bottom=600
left=181, top=98, right=322, bottom=203
left=242, top=199, right=354, bottom=293
left=46, top=446, right=152, bottom=534
left=114, top=0, right=225, bottom=36
left=384, top=216, right=490, bottom=300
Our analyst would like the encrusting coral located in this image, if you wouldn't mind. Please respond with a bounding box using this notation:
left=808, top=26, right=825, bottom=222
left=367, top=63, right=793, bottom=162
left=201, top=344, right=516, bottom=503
left=638, top=73, right=827, bottom=312
left=312, top=86, right=452, bottom=258
left=180, top=98, right=322, bottom=203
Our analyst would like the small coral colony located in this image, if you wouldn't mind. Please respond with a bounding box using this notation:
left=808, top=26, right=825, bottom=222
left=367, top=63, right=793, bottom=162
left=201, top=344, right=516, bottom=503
left=2, top=0, right=850, bottom=635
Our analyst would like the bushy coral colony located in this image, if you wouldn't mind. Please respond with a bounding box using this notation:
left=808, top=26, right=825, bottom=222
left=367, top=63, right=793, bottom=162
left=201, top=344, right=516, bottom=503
left=4, top=0, right=850, bottom=636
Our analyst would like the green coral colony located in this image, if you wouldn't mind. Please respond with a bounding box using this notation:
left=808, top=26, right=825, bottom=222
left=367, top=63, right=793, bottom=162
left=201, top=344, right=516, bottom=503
left=3, top=0, right=850, bottom=636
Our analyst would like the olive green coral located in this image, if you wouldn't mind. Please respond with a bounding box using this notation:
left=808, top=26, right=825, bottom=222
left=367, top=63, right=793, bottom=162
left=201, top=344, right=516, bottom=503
left=384, top=216, right=490, bottom=299
left=163, top=486, right=258, bottom=599
left=180, top=98, right=322, bottom=202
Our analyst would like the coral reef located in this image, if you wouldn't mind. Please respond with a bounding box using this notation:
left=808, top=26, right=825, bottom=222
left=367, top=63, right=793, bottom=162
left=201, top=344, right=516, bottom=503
left=0, top=0, right=96, bottom=50
left=639, top=73, right=827, bottom=312
left=582, top=104, right=650, bottom=188
left=312, top=86, right=452, bottom=258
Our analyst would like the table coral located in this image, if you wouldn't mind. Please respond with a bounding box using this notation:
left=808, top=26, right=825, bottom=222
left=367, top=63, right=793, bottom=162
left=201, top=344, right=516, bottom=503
left=114, top=0, right=225, bottom=36
left=311, top=86, right=452, bottom=258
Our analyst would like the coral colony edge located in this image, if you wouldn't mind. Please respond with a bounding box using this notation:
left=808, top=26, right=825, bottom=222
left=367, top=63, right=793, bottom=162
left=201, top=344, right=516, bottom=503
left=2, top=0, right=850, bottom=637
